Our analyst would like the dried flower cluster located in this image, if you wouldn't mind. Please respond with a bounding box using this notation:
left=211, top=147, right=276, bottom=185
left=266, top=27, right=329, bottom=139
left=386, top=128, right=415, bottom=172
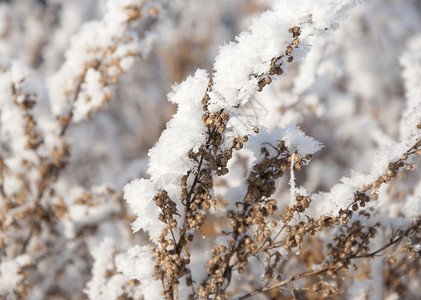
left=147, top=26, right=306, bottom=299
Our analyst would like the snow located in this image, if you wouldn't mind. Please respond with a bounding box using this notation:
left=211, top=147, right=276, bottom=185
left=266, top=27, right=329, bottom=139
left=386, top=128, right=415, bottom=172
left=85, top=238, right=119, bottom=300
left=208, top=11, right=292, bottom=112
left=147, top=69, right=209, bottom=183
left=0, top=255, right=32, bottom=296
left=116, top=245, right=163, bottom=300
left=124, top=178, right=163, bottom=242
left=289, top=150, right=296, bottom=204
left=3, top=0, right=421, bottom=298
left=246, top=125, right=323, bottom=158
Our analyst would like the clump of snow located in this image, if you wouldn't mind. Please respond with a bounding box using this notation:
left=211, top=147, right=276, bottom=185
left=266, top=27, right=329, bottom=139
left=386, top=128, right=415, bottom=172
left=85, top=238, right=145, bottom=300
left=71, top=69, right=111, bottom=122
left=208, top=0, right=357, bottom=113
left=124, top=178, right=163, bottom=242
left=85, top=238, right=120, bottom=300
left=247, top=124, right=323, bottom=158
left=309, top=134, right=420, bottom=220
left=147, top=69, right=209, bottom=183
left=116, top=245, right=163, bottom=300
left=0, top=255, right=32, bottom=295
left=209, top=12, right=291, bottom=111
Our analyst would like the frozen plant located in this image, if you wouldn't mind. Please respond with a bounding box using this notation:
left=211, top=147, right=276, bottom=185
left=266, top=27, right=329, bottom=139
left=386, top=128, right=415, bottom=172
left=123, top=0, right=421, bottom=299
left=1, top=0, right=421, bottom=299
left=0, top=0, right=165, bottom=298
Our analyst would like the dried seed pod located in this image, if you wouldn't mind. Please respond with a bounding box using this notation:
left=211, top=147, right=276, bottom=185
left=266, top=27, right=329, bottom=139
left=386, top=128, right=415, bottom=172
left=275, top=67, right=283, bottom=75
left=291, top=26, right=301, bottom=37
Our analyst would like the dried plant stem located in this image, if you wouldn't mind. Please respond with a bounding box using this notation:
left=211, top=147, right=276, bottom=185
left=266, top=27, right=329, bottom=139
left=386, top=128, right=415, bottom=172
left=154, top=27, right=303, bottom=299
left=239, top=219, right=421, bottom=299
